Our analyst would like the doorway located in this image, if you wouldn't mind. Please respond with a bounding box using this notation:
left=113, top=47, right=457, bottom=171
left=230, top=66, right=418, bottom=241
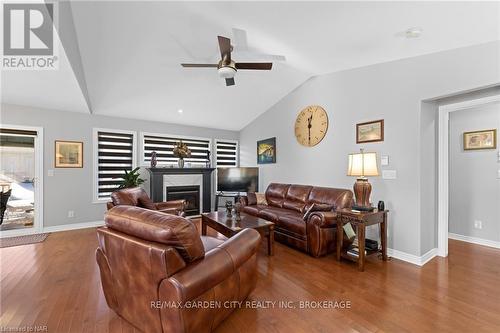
left=0, top=126, right=43, bottom=237
left=437, top=95, right=500, bottom=256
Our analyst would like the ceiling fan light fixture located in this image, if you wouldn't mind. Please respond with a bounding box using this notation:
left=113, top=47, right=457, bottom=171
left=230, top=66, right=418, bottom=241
left=405, top=27, right=423, bottom=38
left=218, top=66, right=236, bottom=79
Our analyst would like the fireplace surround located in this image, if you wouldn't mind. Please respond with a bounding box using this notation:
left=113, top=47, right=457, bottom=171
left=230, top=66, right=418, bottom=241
left=147, top=168, right=215, bottom=215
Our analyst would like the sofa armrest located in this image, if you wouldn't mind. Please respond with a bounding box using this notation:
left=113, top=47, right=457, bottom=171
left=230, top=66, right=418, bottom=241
left=239, top=196, right=248, bottom=206
left=159, top=228, right=260, bottom=301
left=307, top=211, right=338, bottom=228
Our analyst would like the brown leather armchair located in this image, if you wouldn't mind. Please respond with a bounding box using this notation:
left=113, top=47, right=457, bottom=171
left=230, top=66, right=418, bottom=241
left=96, top=206, right=261, bottom=333
left=107, top=187, right=186, bottom=216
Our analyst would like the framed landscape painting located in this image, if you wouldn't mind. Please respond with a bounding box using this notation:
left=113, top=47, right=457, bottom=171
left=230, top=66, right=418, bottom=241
left=463, top=129, right=497, bottom=150
left=55, top=141, right=83, bottom=168
left=356, top=119, right=384, bottom=143
left=257, top=137, right=276, bottom=164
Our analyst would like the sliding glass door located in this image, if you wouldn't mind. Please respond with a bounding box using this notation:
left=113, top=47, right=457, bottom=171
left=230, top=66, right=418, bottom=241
left=0, top=127, right=42, bottom=235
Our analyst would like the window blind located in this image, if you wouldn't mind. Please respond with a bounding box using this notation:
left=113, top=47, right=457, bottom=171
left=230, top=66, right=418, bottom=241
left=96, top=131, right=135, bottom=199
left=215, top=140, right=238, bottom=167
left=143, top=134, right=211, bottom=166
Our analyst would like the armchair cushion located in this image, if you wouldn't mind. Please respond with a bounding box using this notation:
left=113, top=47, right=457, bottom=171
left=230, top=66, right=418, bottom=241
left=105, top=206, right=204, bottom=263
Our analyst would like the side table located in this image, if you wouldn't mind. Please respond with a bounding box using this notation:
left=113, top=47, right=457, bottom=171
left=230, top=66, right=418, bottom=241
left=336, top=209, right=388, bottom=271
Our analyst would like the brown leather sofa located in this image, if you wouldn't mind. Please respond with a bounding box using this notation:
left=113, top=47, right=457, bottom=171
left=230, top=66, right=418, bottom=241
left=240, top=183, right=353, bottom=257
left=107, top=187, right=186, bottom=216
left=96, top=206, right=261, bottom=333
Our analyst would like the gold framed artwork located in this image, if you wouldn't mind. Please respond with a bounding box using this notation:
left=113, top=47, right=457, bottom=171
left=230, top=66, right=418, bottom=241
left=356, top=119, right=384, bottom=143
left=463, top=129, right=497, bottom=150
left=55, top=141, right=83, bottom=168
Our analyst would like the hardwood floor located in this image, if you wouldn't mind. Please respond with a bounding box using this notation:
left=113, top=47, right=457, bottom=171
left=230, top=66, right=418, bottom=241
left=1, top=223, right=500, bottom=333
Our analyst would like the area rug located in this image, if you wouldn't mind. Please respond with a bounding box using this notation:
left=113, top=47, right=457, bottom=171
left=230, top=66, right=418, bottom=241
left=0, top=233, right=49, bottom=248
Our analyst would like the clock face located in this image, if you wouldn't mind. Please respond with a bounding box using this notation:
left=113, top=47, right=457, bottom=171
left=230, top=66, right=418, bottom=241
left=294, top=105, right=329, bottom=147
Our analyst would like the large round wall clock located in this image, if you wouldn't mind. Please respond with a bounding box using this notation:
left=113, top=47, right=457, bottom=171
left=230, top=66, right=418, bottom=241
left=294, top=105, right=329, bottom=147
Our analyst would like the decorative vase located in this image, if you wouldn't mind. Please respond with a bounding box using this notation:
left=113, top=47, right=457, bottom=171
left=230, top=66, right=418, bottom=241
left=178, top=158, right=184, bottom=168
left=234, top=202, right=241, bottom=221
left=225, top=201, right=233, bottom=218
left=150, top=151, right=158, bottom=168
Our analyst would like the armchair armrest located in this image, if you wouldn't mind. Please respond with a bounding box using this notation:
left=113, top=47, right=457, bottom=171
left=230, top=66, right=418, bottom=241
left=307, top=211, right=338, bottom=228
left=159, top=229, right=260, bottom=301
left=155, top=200, right=186, bottom=216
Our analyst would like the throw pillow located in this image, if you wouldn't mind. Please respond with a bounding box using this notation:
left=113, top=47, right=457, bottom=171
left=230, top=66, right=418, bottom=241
left=247, top=192, right=257, bottom=205
left=302, top=203, right=335, bottom=221
left=255, top=193, right=268, bottom=206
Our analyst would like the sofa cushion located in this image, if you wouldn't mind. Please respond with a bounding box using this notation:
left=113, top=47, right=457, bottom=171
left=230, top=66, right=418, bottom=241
left=306, top=186, right=353, bottom=210
left=283, top=185, right=313, bottom=213
left=247, top=192, right=257, bottom=206
left=242, top=204, right=268, bottom=216
left=265, top=183, right=290, bottom=208
left=276, top=214, right=306, bottom=238
left=302, top=203, right=335, bottom=221
left=259, top=207, right=294, bottom=222
left=255, top=193, right=268, bottom=205
left=105, top=206, right=205, bottom=263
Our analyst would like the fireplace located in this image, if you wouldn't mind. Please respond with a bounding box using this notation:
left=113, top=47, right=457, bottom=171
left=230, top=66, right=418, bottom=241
left=166, top=185, right=201, bottom=216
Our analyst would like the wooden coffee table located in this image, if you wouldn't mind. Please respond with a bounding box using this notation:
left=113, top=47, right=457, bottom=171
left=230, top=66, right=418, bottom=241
left=201, top=211, right=275, bottom=256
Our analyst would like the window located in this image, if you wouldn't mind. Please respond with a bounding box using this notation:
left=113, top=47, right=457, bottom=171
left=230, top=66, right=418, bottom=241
left=141, top=133, right=211, bottom=167
left=93, top=129, right=136, bottom=201
left=215, top=140, right=239, bottom=167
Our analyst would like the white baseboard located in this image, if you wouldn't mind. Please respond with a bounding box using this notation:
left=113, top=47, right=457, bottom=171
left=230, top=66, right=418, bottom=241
left=43, top=220, right=105, bottom=233
left=387, top=247, right=438, bottom=266
left=449, top=233, right=500, bottom=249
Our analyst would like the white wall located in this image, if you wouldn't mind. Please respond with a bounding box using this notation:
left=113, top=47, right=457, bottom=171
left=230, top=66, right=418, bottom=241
left=449, top=102, right=500, bottom=241
left=239, top=41, right=500, bottom=257
left=0, top=104, right=238, bottom=227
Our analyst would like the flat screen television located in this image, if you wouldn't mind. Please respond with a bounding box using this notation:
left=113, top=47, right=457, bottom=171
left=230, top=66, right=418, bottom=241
left=217, top=167, right=259, bottom=193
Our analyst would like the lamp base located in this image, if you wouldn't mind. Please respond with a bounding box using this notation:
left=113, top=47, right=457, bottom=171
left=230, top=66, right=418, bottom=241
left=353, top=178, right=372, bottom=209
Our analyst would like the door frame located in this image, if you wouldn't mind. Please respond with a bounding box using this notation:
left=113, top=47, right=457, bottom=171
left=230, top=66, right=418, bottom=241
left=437, top=95, right=500, bottom=257
left=0, top=124, right=44, bottom=238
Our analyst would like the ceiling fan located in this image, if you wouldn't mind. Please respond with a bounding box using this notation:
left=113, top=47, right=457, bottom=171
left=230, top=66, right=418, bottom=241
left=181, top=35, right=273, bottom=86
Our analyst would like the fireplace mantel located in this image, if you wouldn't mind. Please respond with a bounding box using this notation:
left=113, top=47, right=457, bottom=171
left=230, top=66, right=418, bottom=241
left=147, top=168, right=215, bottom=213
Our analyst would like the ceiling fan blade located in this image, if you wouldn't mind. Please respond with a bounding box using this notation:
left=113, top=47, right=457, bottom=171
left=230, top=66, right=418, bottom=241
left=235, top=62, right=272, bottom=70
left=225, top=78, right=235, bottom=86
left=181, top=63, right=218, bottom=68
left=218, top=36, right=232, bottom=63
left=232, top=28, right=248, bottom=51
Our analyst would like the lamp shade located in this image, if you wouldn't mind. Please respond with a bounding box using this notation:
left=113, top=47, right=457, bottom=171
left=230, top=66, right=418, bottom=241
left=347, top=151, right=379, bottom=177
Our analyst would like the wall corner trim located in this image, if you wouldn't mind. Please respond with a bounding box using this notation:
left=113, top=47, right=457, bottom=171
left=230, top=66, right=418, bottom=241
left=388, top=248, right=438, bottom=266
left=43, top=220, right=105, bottom=233
left=449, top=233, right=500, bottom=250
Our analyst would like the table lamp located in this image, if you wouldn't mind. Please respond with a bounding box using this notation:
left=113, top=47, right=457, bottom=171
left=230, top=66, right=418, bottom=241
left=347, top=149, right=379, bottom=211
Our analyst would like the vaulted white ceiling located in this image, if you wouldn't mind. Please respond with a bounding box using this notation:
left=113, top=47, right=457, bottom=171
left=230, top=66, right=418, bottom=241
left=2, top=1, right=499, bottom=130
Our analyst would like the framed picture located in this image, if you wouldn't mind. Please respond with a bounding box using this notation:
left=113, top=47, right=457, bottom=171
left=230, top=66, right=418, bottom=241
left=257, top=137, right=276, bottom=164
left=356, top=119, right=384, bottom=143
left=55, top=141, right=83, bottom=168
left=463, top=129, right=497, bottom=150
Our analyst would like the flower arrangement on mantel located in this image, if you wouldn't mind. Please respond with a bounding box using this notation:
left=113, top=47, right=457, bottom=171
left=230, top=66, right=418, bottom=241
left=173, top=141, right=191, bottom=168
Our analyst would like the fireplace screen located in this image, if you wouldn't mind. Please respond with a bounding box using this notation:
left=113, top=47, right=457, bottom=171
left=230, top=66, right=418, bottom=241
left=166, top=185, right=200, bottom=216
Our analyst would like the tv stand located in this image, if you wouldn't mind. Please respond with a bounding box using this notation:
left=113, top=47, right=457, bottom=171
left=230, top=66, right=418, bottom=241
left=214, top=192, right=242, bottom=212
